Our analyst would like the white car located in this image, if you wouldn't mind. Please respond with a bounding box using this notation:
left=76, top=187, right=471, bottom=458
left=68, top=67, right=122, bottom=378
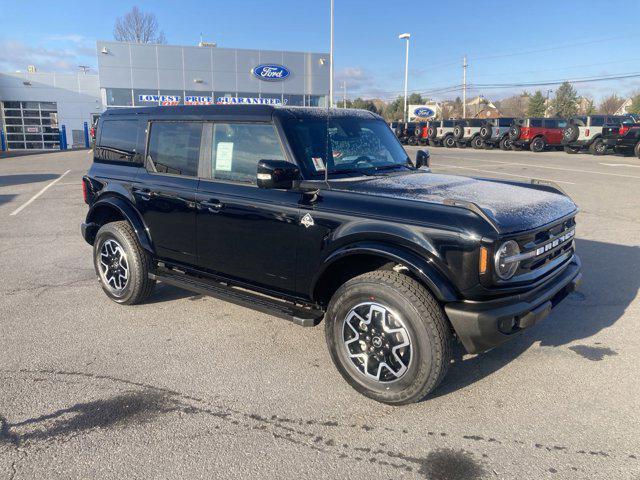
left=453, top=119, right=486, bottom=148
left=563, top=114, right=634, bottom=155
left=427, top=119, right=459, bottom=148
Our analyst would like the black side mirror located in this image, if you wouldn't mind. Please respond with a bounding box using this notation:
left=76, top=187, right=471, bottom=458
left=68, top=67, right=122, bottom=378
left=415, top=149, right=430, bottom=169
left=257, top=159, right=300, bottom=189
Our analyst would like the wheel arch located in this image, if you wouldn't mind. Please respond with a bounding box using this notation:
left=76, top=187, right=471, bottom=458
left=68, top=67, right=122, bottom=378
left=311, top=242, right=458, bottom=307
left=84, top=196, right=154, bottom=255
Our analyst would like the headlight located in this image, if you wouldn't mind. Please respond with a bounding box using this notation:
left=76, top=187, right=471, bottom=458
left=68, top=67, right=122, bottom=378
left=494, top=240, right=520, bottom=280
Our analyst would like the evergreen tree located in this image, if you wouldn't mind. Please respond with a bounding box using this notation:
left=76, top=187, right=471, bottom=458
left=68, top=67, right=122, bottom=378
left=527, top=91, right=547, bottom=117
left=550, top=82, right=579, bottom=117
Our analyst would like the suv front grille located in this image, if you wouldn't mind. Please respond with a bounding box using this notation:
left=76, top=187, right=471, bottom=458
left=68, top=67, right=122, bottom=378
left=513, top=216, right=576, bottom=279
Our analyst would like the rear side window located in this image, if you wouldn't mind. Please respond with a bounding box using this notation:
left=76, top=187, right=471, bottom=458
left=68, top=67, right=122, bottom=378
left=210, top=123, right=285, bottom=183
left=468, top=119, right=484, bottom=127
left=147, top=122, right=202, bottom=177
left=590, top=116, right=605, bottom=127
left=529, top=119, right=543, bottom=127
left=443, top=120, right=454, bottom=127
left=98, top=119, right=138, bottom=162
left=498, top=118, right=514, bottom=127
left=542, top=119, right=557, bottom=128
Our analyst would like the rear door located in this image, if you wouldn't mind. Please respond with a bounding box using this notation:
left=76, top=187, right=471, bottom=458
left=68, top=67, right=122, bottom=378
left=195, top=121, right=301, bottom=294
left=134, top=120, right=203, bottom=265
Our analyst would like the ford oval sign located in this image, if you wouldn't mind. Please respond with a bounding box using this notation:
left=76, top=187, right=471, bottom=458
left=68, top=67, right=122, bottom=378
left=414, top=107, right=435, bottom=118
left=252, top=64, right=290, bottom=81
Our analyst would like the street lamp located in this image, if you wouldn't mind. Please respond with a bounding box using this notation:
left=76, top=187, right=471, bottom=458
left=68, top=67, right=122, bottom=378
left=399, top=33, right=410, bottom=122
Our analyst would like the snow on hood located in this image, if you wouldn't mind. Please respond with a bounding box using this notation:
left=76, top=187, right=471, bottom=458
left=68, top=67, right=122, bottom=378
left=331, top=172, right=577, bottom=234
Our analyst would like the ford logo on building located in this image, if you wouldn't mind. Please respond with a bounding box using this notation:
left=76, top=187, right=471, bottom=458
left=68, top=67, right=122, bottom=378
left=414, top=107, right=435, bottom=118
left=252, top=64, right=290, bottom=81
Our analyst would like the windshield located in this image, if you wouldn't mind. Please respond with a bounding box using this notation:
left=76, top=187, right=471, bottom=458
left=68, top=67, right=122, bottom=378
left=281, top=116, right=410, bottom=178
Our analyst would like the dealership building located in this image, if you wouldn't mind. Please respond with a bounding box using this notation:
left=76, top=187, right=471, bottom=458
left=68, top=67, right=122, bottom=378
left=0, top=41, right=329, bottom=151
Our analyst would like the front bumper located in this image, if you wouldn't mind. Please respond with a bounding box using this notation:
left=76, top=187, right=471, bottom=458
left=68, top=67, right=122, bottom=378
left=562, top=139, right=589, bottom=148
left=444, top=255, right=582, bottom=354
left=512, top=139, right=530, bottom=148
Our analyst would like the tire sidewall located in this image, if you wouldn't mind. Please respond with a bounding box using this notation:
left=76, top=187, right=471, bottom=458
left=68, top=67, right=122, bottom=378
left=326, top=279, right=437, bottom=403
left=531, top=137, right=545, bottom=152
left=592, top=138, right=606, bottom=155
left=93, top=224, right=141, bottom=304
left=635, top=142, right=640, bottom=159
left=472, top=136, right=483, bottom=149
left=444, top=135, right=455, bottom=148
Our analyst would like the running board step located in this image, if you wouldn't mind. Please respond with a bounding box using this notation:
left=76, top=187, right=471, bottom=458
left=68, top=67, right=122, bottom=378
left=149, top=270, right=323, bottom=327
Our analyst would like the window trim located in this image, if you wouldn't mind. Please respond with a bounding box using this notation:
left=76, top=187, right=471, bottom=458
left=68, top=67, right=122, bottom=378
left=143, top=120, right=205, bottom=179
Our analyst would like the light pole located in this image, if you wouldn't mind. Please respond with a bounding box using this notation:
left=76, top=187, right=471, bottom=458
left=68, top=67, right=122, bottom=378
left=329, top=0, right=334, bottom=107
left=399, top=33, right=410, bottom=122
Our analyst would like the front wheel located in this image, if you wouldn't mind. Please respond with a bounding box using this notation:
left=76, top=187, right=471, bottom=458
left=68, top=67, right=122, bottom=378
left=564, top=145, right=580, bottom=154
left=472, top=136, right=484, bottom=149
left=93, top=221, right=155, bottom=305
left=443, top=135, right=456, bottom=148
left=635, top=142, right=640, bottom=159
left=499, top=137, right=512, bottom=151
left=325, top=271, right=452, bottom=405
left=530, top=137, right=546, bottom=153
left=589, top=138, right=606, bottom=155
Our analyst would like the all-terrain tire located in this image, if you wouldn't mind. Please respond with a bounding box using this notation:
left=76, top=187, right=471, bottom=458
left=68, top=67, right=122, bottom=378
left=472, top=136, right=484, bottom=149
left=635, top=142, right=640, bottom=159
left=499, top=136, right=512, bottom=151
left=530, top=137, right=546, bottom=153
left=93, top=221, right=155, bottom=305
left=564, top=145, right=580, bottom=154
left=324, top=270, right=452, bottom=405
left=443, top=135, right=456, bottom=148
left=589, top=138, right=606, bottom=155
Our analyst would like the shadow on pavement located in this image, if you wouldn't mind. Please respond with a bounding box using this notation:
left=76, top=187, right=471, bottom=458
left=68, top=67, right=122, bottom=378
left=0, top=194, right=17, bottom=205
left=0, top=174, right=58, bottom=187
left=431, top=238, right=640, bottom=398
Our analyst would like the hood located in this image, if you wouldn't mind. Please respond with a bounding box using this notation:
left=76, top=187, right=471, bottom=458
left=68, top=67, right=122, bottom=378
left=330, top=172, right=577, bottom=234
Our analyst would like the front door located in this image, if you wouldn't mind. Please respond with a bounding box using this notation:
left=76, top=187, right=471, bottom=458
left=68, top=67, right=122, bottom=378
left=196, top=122, right=301, bottom=293
left=134, top=120, right=203, bottom=265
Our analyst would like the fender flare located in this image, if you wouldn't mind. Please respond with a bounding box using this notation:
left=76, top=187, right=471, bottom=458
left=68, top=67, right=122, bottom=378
left=85, top=196, right=154, bottom=255
left=311, top=242, right=459, bottom=303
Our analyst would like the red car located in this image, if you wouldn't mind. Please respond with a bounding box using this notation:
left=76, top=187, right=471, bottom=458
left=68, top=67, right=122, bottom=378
left=508, top=117, right=568, bottom=152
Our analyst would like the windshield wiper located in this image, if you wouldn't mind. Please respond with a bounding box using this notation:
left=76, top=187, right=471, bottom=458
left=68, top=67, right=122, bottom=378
left=372, top=164, right=411, bottom=172
left=330, top=168, right=374, bottom=176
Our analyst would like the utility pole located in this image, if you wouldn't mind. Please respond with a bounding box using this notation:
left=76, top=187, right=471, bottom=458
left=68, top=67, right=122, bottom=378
left=329, top=0, right=334, bottom=107
left=462, top=55, right=467, bottom=118
left=342, top=82, right=347, bottom=108
left=399, top=33, right=411, bottom=122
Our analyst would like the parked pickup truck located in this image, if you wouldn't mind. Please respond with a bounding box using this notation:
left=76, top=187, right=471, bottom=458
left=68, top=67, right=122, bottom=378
left=602, top=120, right=640, bottom=158
left=82, top=105, right=581, bottom=405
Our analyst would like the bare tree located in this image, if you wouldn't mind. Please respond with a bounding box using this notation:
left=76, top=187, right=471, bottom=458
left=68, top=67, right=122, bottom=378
left=114, top=6, right=166, bottom=44
left=598, top=94, right=625, bottom=115
left=495, top=92, right=530, bottom=117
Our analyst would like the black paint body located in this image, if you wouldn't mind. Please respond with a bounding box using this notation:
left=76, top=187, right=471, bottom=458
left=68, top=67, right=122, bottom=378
left=82, top=105, right=582, bottom=353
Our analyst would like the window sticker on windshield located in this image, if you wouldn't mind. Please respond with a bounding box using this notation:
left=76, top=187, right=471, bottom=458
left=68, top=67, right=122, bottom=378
left=311, top=157, right=325, bottom=172
left=216, top=142, right=234, bottom=171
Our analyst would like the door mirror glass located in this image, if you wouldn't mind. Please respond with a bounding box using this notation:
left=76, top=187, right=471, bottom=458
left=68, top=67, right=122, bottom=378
left=415, top=149, right=430, bottom=169
left=257, top=160, right=300, bottom=189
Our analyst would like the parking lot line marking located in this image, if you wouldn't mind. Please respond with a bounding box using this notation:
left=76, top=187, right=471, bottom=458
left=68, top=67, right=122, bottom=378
left=430, top=163, right=576, bottom=185
left=9, top=170, right=71, bottom=216
left=435, top=154, right=640, bottom=179
left=600, top=162, right=640, bottom=168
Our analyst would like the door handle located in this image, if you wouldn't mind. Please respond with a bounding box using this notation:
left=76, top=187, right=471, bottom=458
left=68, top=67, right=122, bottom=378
left=199, top=199, right=224, bottom=212
left=134, top=188, right=156, bottom=201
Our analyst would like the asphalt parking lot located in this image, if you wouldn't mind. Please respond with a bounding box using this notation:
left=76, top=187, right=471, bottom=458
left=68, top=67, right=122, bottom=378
left=1, top=147, right=639, bottom=479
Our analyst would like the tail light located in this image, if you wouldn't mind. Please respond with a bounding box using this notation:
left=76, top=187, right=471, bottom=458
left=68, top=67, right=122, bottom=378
left=585, top=128, right=590, bottom=136
left=82, top=178, right=89, bottom=204
left=89, top=126, right=95, bottom=139
left=467, top=128, right=471, bottom=135
left=521, top=127, right=531, bottom=138
left=619, top=125, right=630, bottom=136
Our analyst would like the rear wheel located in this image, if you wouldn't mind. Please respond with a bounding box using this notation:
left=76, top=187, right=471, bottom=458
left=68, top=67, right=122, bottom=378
left=443, top=135, right=456, bottom=148
left=93, top=221, right=155, bottom=305
left=325, top=271, right=452, bottom=405
left=589, top=138, right=606, bottom=155
left=530, top=137, right=546, bottom=153
left=635, top=142, right=640, bottom=159
left=499, top=137, right=512, bottom=151
left=564, top=145, right=580, bottom=154
left=471, top=136, right=484, bottom=149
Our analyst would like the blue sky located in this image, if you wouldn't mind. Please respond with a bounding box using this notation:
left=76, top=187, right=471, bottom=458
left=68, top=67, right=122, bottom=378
left=1, top=0, right=639, bottom=103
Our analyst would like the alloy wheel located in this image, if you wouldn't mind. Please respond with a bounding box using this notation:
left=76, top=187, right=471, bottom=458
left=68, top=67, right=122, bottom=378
left=342, top=302, right=412, bottom=383
left=98, top=238, right=129, bottom=294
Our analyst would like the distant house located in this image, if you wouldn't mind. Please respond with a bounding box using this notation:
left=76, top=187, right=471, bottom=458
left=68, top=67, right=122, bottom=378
left=615, top=98, right=633, bottom=115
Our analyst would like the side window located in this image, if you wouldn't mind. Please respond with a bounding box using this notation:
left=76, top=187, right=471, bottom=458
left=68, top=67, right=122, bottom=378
left=590, top=116, right=605, bottom=127
left=147, top=122, right=202, bottom=177
left=210, top=123, right=285, bottom=183
left=97, top=119, right=138, bottom=162
left=557, top=120, right=567, bottom=129
left=530, top=119, right=543, bottom=128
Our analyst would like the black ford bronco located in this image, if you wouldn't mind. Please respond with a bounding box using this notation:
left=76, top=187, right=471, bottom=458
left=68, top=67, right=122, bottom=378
left=82, top=105, right=581, bottom=405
